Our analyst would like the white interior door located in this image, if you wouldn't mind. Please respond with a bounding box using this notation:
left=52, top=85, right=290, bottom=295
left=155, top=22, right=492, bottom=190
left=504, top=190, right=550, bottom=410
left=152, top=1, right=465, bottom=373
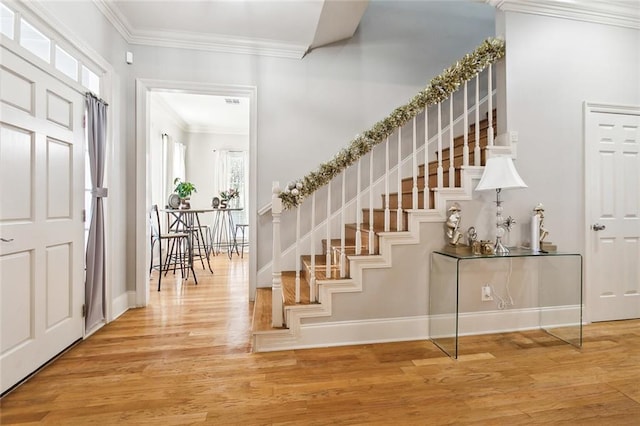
left=0, top=46, right=85, bottom=394
left=585, top=105, right=640, bottom=322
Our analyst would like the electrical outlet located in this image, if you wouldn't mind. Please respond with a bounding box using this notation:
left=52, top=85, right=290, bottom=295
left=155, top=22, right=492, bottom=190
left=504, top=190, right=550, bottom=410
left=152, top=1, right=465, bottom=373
left=482, top=284, right=493, bottom=301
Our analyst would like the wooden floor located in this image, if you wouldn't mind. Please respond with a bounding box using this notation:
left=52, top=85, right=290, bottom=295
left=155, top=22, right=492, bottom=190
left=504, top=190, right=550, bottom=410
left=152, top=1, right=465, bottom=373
left=2, top=255, right=640, bottom=425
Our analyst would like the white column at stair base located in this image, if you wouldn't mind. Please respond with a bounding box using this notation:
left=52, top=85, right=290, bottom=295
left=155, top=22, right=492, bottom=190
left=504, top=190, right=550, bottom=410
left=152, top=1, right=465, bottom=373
left=271, top=183, right=284, bottom=327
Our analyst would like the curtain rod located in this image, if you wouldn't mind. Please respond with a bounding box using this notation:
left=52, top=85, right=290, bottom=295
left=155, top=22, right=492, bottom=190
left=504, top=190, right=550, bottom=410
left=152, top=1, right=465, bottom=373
left=85, top=91, right=108, bottom=106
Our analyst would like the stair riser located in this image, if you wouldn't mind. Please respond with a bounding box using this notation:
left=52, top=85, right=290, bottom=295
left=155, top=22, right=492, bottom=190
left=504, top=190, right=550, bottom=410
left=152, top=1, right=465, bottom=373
left=419, top=149, right=486, bottom=176
left=382, top=191, right=426, bottom=211
left=401, top=175, right=426, bottom=193
left=435, top=135, right=490, bottom=162
left=302, top=254, right=344, bottom=281
left=431, top=115, right=495, bottom=160
left=361, top=209, right=408, bottom=230
left=345, top=226, right=379, bottom=253
left=322, top=239, right=361, bottom=256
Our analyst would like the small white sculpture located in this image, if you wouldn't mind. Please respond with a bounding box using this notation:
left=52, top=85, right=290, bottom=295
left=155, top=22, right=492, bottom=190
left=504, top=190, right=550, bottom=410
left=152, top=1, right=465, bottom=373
left=445, top=204, right=463, bottom=246
left=533, top=203, right=549, bottom=243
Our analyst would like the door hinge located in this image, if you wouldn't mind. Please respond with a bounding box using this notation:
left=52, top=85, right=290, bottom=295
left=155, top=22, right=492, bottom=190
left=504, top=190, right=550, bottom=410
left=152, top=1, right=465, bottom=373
left=82, top=209, right=86, bottom=223
left=82, top=304, right=86, bottom=317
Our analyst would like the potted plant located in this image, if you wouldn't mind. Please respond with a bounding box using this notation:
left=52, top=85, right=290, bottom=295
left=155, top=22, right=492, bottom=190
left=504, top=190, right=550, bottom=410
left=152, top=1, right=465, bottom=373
left=174, top=178, right=197, bottom=209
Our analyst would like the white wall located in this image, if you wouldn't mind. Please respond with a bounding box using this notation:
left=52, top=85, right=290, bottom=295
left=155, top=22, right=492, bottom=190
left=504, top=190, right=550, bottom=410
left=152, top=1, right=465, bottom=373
left=186, top=132, right=249, bottom=209
left=33, top=0, right=495, bottom=293
left=149, top=93, right=189, bottom=208
left=495, top=11, right=640, bottom=253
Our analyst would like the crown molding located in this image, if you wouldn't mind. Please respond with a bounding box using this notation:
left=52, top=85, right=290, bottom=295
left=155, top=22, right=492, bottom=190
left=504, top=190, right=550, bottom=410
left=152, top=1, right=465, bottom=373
left=487, top=0, right=640, bottom=29
left=92, top=0, right=135, bottom=41
left=93, top=0, right=308, bottom=59
left=129, top=29, right=309, bottom=59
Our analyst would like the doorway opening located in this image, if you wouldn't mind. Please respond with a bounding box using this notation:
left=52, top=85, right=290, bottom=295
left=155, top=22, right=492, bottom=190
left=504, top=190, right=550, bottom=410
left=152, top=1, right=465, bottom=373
left=135, top=80, right=258, bottom=306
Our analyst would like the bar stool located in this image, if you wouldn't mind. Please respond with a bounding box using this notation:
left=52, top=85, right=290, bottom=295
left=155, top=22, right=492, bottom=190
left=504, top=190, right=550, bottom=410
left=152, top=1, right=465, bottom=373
left=149, top=205, right=191, bottom=290
left=234, top=224, right=249, bottom=258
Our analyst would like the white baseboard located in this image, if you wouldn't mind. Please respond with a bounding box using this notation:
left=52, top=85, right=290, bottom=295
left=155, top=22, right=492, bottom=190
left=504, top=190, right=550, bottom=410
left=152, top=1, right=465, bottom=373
left=254, top=306, right=583, bottom=352
left=254, top=316, right=429, bottom=352
left=110, top=291, right=136, bottom=321
left=431, top=305, right=583, bottom=338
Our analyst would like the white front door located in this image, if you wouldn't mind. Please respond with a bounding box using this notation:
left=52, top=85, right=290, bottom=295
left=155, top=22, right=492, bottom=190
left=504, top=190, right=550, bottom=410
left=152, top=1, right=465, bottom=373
left=585, top=104, right=640, bottom=322
left=0, top=46, right=85, bottom=394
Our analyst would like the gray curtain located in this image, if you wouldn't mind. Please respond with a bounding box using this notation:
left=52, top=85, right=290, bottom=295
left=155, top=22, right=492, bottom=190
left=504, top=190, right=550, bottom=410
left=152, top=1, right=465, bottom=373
left=85, top=93, right=108, bottom=331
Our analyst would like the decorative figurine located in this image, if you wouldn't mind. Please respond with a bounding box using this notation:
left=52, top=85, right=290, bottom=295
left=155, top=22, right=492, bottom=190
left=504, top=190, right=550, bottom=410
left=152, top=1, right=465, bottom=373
left=445, top=204, right=463, bottom=246
left=480, top=240, right=495, bottom=255
left=467, top=226, right=478, bottom=246
left=533, top=203, right=556, bottom=252
left=467, top=227, right=482, bottom=255
left=533, top=203, right=549, bottom=242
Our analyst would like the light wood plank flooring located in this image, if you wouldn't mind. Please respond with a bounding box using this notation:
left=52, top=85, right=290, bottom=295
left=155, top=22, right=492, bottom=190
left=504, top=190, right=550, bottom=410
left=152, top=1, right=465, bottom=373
left=1, top=255, right=639, bottom=425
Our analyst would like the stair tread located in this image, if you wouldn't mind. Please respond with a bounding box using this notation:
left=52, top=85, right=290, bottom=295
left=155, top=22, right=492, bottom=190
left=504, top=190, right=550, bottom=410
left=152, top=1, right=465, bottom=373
left=252, top=288, right=275, bottom=332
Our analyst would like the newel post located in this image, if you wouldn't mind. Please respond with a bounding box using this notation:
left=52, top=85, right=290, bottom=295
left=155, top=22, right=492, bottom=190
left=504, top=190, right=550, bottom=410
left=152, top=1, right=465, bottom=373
left=271, top=181, right=285, bottom=327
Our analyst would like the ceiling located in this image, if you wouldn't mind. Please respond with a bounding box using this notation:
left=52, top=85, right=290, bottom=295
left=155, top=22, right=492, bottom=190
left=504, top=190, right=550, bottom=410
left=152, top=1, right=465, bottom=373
left=154, top=92, right=250, bottom=135
left=95, top=0, right=370, bottom=59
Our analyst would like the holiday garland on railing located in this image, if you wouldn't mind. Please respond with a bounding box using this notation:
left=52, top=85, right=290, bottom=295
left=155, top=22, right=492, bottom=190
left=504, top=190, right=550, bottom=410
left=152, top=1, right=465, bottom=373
left=279, top=37, right=505, bottom=209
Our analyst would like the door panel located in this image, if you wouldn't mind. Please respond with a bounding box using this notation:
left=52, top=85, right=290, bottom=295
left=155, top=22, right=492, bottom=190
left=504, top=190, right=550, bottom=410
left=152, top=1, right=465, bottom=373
left=587, top=110, right=640, bottom=321
left=47, top=138, right=72, bottom=218
left=0, top=251, right=33, bottom=353
left=0, top=66, right=34, bottom=114
left=46, top=243, right=72, bottom=328
left=0, top=46, right=84, bottom=394
left=0, top=125, right=33, bottom=221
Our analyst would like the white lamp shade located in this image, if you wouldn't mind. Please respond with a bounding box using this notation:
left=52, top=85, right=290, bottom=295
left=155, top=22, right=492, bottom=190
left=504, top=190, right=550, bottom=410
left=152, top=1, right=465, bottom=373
left=475, top=156, right=527, bottom=191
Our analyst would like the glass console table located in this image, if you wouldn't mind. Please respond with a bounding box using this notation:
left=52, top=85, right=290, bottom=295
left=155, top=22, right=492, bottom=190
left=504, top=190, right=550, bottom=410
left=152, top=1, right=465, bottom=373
left=429, top=248, right=582, bottom=358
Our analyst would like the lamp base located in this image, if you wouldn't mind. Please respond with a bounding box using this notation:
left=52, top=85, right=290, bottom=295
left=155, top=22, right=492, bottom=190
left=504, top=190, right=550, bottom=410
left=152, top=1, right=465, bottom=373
left=494, top=237, right=509, bottom=255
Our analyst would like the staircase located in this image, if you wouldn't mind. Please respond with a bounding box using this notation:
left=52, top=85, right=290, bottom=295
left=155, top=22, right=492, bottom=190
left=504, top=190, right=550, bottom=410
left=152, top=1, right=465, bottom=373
left=253, top=112, right=497, bottom=351
left=253, top=38, right=505, bottom=352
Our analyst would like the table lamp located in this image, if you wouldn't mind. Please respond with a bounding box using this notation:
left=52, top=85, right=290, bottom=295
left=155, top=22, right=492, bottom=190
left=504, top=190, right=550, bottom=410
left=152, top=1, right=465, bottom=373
left=475, top=156, right=527, bottom=254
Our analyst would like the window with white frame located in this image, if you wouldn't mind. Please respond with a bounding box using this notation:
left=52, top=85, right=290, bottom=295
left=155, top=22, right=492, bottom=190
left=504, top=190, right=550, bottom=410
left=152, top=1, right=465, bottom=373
left=0, top=3, right=15, bottom=39
left=173, top=142, right=186, bottom=183
left=1, top=3, right=102, bottom=95
left=214, top=150, right=248, bottom=229
left=20, top=18, right=50, bottom=63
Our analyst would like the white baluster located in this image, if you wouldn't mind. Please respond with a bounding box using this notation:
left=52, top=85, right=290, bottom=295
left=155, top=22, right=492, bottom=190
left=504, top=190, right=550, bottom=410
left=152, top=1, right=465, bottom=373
left=474, top=75, right=481, bottom=166
left=488, top=63, right=494, bottom=147
left=448, top=97, right=455, bottom=188
left=326, top=182, right=332, bottom=278
left=412, top=117, right=418, bottom=210
left=397, top=128, right=403, bottom=232
left=437, top=103, right=444, bottom=188
left=295, top=206, right=300, bottom=303
left=355, top=158, right=362, bottom=256
left=463, top=80, right=469, bottom=167
left=271, top=182, right=284, bottom=327
left=310, top=192, right=316, bottom=302
left=340, top=171, right=346, bottom=278
left=384, top=137, right=390, bottom=232
left=369, top=149, right=375, bottom=254
left=424, top=108, right=429, bottom=209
